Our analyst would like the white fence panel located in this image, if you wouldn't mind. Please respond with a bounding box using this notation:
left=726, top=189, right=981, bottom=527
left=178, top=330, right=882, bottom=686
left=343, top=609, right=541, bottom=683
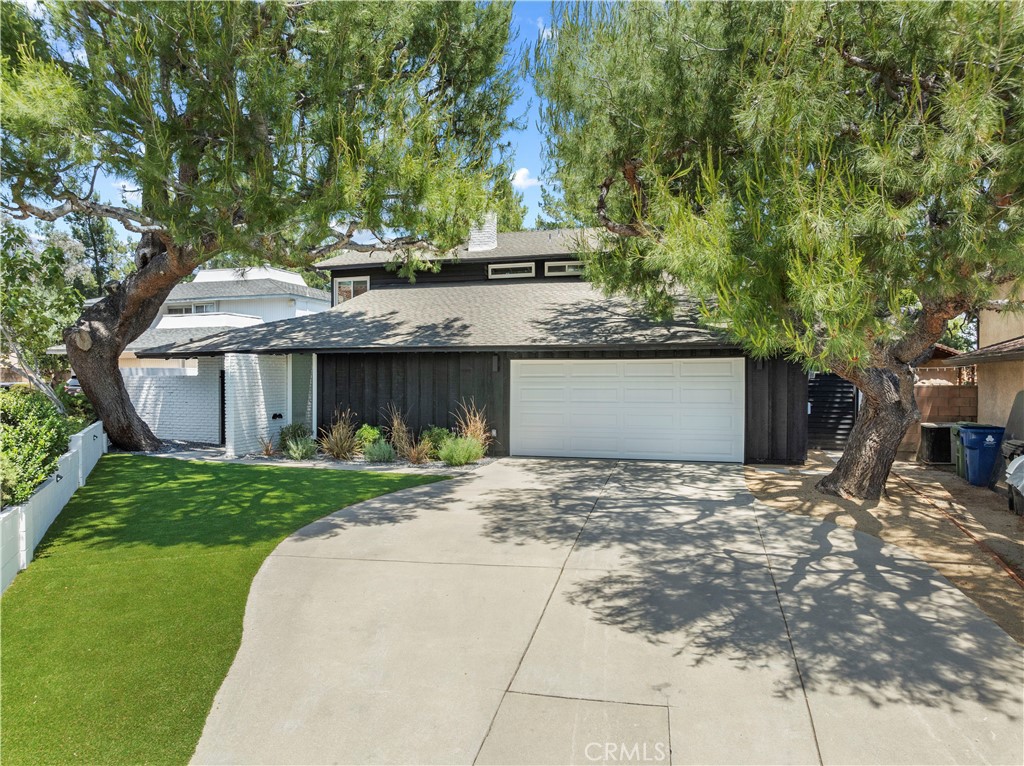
left=0, top=510, right=20, bottom=592
left=78, top=421, right=106, bottom=483
left=1, top=422, right=108, bottom=594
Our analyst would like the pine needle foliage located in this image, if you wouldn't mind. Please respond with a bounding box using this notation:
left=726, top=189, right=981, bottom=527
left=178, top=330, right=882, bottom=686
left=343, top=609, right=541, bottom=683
left=535, top=2, right=1024, bottom=372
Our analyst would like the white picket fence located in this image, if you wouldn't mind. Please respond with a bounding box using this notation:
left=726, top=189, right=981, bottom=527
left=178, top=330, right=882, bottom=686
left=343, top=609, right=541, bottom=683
left=0, top=421, right=108, bottom=593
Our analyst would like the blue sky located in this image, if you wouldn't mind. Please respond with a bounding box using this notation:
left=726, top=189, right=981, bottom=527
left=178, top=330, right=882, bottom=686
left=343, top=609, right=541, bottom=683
left=505, top=2, right=553, bottom=227
left=55, top=2, right=554, bottom=239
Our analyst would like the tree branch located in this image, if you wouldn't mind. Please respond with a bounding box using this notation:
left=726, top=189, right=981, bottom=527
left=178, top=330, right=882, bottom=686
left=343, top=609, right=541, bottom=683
left=814, top=37, right=940, bottom=94
left=0, top=324, right=66, bottom=414
left=4, top=192, right=165, bottom=235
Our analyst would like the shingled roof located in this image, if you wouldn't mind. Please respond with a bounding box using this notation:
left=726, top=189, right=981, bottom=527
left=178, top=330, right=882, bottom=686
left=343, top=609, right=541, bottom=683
left=313, top=228, right=603, bottom=271
left=138, top=280, right=733, bottom=357
left=946, top=334, right=1024, bottom=365
left=48, top=325, right=245, bottom=357
left=166, top=278, right=329, bottom=303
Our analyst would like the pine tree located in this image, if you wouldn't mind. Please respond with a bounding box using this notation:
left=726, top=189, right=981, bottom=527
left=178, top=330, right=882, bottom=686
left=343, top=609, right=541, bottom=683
left=1, top=1, right=518, bottom=449
left=535, top=1, right=1024, bottom=500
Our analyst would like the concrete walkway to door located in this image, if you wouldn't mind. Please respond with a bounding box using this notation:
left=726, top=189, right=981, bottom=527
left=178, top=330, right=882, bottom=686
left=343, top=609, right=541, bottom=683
left=192, top=459, right=1023, bottom=766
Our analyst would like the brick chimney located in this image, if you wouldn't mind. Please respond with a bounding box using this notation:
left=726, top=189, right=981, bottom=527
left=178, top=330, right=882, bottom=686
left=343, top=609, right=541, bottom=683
left=466, top=212, right=498, bottom=252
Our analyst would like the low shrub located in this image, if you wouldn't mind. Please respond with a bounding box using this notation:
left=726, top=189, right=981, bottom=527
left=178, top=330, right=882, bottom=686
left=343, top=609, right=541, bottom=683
left=356, top=423, right=382, bottom=448
left=421, top=425, right=454, bottom=458
left=406, top=440, right=432, bottom=464
left=56, top=381, right=97, bottom=425
left=363, top=439, right=396, bottom=463
left=438, top=436, right=486, bottom=467
left=278, top=422, right=310, bottom=449
left=384, top=403, right=414, bottom=459
left=1, top=387, right=72, bottom=506
left=257, top=435, right=276, bottom=457
left=283, top=435, right=318, bottom=460
left=320, top=409, right=360, bottom=460
left=454, top=399, right=491, bottom=452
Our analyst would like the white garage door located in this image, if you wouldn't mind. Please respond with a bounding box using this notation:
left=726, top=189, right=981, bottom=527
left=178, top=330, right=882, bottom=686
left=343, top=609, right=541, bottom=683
left=510, top=358, right=745, bottom=462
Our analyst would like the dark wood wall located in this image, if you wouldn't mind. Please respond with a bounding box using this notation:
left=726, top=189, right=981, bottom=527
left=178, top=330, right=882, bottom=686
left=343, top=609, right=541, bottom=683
left=744, top=357, right=809, bottom=464
left=328, top=259, right=584, bottom=292
left=317, top=351, right=504, bottom=442
left=317, top=350, right=807, bottom=463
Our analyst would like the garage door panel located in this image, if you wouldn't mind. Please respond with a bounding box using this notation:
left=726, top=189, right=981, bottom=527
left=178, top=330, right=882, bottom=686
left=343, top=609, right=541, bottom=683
left=679, top=388, right=739, bottom=405
left=623, top=361, right=676, bottom=377
left=519, top=362, right=569, bottom=377
left=677, top=360, right=741, bottom=377
left=517, top=411, right=567, bottom=428
left=570, top=362, right=619, bottom=377
left=567, top=411, right=619, bottom=429
left=519, top=387, right=566, bottom=403
left=623, top=386, right=676, bottom=404
left=510, top=359, right=744, bottom=463
left=571, top=387, right=619, bottom=403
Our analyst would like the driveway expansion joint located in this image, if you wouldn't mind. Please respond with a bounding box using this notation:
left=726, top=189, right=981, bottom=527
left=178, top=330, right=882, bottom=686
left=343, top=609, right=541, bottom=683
left=471, top=461, right=622, bottom=766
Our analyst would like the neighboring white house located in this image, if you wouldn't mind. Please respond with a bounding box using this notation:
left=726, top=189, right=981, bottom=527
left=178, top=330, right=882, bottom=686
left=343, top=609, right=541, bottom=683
left=53, top=266, right=330, bottom=372
left=52, top=266, right=329, bottom=447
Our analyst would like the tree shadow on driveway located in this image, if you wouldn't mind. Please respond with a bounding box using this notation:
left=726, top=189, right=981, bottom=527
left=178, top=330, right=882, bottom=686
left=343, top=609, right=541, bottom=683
left=471, top=462, right=1024, bottom=721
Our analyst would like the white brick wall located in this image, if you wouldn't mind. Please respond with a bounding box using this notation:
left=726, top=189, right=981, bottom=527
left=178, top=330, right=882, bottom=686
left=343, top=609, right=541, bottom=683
left=125, top=357, right=223, bottom=443
left=224, top=354, right=289, bottom=457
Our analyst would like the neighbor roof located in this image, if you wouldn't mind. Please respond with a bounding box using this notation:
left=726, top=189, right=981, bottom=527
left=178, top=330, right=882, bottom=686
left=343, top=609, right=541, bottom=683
left=125, top=327, right=246, bottom=354
left=313, top=228, right=603, bottom=271
left=48, top=326, right=242, bottom=356
left=138, top=280, right=733, bottom=357
left=166, top=278, right=329, bottom=303
left=946, top=335, right=1024, bottom=366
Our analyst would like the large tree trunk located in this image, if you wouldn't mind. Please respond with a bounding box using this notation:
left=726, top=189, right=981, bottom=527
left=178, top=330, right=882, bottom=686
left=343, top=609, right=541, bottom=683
left=815, top=366, right=918, bottom=502
left=814, top=297, right=970, bottom=502
left=64, top=234, right=198, bottom=451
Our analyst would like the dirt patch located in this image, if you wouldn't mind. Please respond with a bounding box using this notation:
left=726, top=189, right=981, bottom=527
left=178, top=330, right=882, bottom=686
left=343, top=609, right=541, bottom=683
left=745, top=452, right=1024, bottom=643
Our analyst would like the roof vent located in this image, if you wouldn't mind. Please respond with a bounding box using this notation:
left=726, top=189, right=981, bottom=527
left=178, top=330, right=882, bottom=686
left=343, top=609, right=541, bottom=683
left=466, top=212, right=498, bottom=252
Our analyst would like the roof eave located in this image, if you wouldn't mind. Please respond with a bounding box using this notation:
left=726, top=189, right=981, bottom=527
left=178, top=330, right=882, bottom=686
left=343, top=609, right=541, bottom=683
left=136, top=340, right=742, bottom=360
left=947, top=350, right=1024, bottom=366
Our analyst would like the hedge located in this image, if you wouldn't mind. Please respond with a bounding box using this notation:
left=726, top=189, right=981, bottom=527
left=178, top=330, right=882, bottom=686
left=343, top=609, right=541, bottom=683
left=1, top=387, right=72, bottom=506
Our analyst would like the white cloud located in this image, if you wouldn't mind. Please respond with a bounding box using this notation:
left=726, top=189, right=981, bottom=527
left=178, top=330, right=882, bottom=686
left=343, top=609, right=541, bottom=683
left=510, top=167, right=541, bottom=190
left=536, top=18, right=552, bottom=41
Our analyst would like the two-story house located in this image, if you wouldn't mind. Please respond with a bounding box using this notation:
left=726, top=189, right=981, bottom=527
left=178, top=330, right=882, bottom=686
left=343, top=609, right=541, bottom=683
left=140, top=218, right=809, bottom=462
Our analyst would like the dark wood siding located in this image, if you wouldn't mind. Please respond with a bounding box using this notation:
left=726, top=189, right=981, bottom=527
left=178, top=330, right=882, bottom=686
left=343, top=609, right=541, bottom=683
left=744, top=358, right=809, bottom=464
left=327, top=259, right=586, bottom=294
left=317, top=350, right=807, bottom=463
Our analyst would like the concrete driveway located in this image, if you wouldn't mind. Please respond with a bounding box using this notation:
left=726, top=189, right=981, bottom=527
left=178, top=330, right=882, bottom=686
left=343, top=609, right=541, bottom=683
left=192, top=459, right=1023, bottom=766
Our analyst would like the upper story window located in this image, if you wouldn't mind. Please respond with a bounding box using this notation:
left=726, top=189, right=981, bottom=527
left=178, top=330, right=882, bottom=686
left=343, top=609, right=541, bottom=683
left=334, top=276, right=370, bottom=305
left=544, top=261, right=585, bottom=277
left=167, top=302, right=216, bottom=315
left=488, top=262, right=535, bottom=280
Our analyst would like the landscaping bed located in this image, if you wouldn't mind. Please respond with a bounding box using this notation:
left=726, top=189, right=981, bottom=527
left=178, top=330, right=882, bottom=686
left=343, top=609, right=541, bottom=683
left=0, top=455, right=442, bottom=765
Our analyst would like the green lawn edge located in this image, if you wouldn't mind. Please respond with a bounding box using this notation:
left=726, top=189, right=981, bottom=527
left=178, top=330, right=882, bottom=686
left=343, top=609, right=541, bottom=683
left=0, top=454, right=445, bottom=765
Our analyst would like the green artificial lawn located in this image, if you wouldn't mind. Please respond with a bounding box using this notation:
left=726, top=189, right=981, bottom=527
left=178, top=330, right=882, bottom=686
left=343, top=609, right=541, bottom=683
left=0, top=454, right=443, bottom=765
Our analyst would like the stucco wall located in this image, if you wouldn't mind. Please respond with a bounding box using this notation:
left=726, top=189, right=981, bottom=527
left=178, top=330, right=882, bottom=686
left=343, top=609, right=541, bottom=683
left=224, top=354, right=289, bottom=457
left=125, top=357, right=223, bottom=443
left=981, top=282, right=1024, bottom=347
left=976, top=361, right=1024, bottom=440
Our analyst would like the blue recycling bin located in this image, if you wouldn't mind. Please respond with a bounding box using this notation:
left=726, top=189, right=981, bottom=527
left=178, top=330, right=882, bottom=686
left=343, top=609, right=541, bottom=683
left=960, top=425, right=1005, bottom=487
